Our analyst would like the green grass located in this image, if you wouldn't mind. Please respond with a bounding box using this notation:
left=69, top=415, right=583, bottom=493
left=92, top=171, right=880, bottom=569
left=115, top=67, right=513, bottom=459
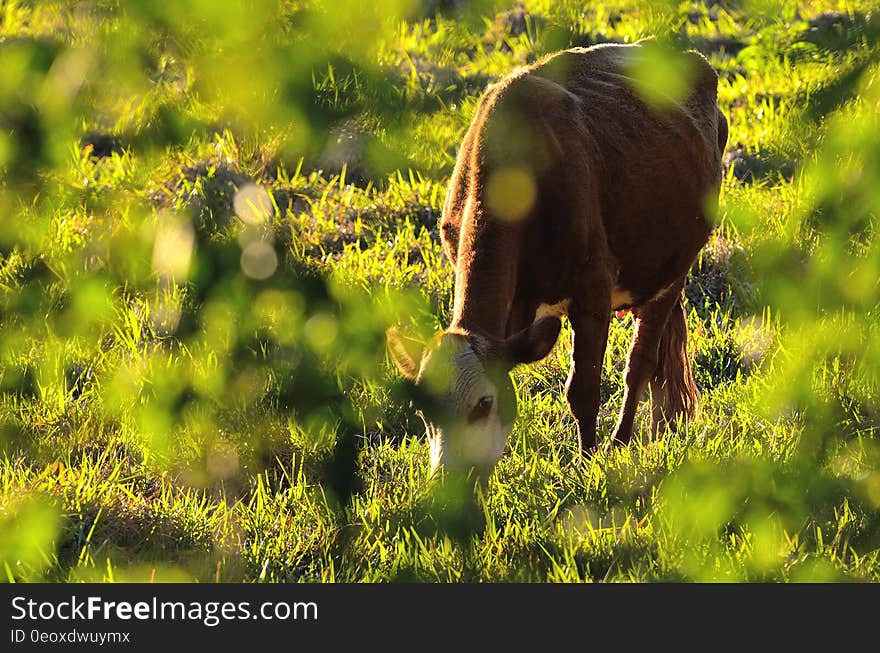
left=1, top=0, right=879, bottom=582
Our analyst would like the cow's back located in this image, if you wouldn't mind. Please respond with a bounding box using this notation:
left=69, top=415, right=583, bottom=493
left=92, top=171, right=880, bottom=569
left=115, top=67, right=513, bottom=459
left=441, top=42, right=727, bottom=332
left=526, top=43, right=725, bottom=302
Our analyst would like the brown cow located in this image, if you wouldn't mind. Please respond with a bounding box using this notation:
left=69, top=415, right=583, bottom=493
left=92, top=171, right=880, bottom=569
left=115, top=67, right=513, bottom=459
left=388, top=42, right=727, bottom=477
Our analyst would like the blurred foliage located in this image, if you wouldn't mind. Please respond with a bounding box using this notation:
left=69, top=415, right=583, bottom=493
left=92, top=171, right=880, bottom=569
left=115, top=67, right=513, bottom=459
left=0, top=0, right=878, bottom=582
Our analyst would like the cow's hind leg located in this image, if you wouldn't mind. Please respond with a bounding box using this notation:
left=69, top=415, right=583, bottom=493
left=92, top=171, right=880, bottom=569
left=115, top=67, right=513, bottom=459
left=611, top=284, right=683, bottom=445
left=649, top=295, right=699, bottom=438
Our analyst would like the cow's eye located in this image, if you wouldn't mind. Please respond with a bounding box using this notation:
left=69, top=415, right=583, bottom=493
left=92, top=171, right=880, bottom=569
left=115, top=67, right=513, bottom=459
left=468, top=395, right=494, bottom=423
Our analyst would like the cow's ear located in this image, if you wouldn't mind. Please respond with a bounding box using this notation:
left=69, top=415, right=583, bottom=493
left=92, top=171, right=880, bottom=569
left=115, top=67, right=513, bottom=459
left=386, top=328, right=423, bottom=380
left=502, top=316, right=562, bottom=366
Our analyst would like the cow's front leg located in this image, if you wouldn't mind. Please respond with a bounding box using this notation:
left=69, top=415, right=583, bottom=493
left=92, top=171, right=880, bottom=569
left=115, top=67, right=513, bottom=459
left=565, top=294, right=611, bottom=453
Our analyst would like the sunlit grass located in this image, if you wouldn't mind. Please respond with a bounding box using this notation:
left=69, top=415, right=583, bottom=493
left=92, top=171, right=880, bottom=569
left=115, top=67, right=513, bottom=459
left=0, top=0, right=878, bottom=582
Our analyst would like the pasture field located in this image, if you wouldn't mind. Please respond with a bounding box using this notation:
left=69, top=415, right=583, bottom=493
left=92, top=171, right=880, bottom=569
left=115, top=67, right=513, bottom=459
left=1, top=0, right=879, bottom=582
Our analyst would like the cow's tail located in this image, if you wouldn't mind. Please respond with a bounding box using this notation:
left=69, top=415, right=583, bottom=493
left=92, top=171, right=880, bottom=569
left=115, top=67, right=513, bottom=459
left=650, top=296, right=699, bottom=435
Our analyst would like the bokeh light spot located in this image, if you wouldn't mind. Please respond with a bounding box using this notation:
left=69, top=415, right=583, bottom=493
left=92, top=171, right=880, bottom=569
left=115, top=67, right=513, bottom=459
left=233, top=183, right=274, bottom=225
left=304, top=313, right=338, bottom=352
left=152, top=218, right=195, bottom=282
left=485, top=167, right=536, bottom=221
left=240, top=241, right=278, bottom=279
left=624, top=40, right=697, bottom=111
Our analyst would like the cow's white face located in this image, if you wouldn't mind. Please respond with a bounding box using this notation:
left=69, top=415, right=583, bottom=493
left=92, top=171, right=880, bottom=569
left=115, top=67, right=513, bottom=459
left=416, top=333, right=514, bottom=476
left=387, top=316, right=562, bottom=479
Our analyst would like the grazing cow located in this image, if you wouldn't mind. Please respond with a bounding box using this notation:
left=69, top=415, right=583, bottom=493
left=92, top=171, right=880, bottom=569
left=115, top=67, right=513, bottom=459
left=388, top=42, right=728, bottom=477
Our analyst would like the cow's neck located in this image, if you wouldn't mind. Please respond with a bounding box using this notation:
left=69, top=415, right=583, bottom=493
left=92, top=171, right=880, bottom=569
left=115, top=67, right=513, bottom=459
left=450, top=220, right=520, bottom=339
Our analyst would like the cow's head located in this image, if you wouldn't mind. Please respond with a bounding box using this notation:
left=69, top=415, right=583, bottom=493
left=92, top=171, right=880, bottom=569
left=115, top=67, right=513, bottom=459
left=387, top=316, right=561, bottom=479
